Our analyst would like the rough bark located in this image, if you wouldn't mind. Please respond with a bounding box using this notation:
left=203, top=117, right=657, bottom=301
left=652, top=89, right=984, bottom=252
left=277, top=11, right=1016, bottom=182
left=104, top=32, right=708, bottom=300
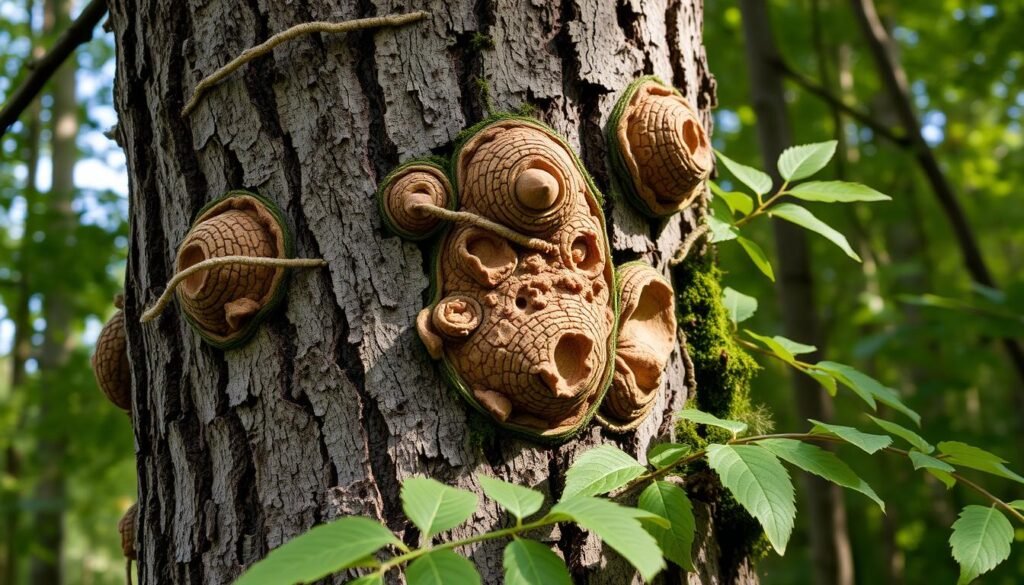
left=108, top=1, right=752, bottom=583
left=737, top=2, right=854, bottom=585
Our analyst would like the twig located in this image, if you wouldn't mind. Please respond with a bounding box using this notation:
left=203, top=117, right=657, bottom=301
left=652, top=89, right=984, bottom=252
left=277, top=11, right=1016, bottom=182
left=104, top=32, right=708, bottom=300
left=140, top=256, right=327, bottom=322
left=0, top=0, right=107, bottom=137
left=668, top=223, right=710, bottom=267
left=411, top=203, right=558, bottom=255
left=181, top=11, right=429, bottom=117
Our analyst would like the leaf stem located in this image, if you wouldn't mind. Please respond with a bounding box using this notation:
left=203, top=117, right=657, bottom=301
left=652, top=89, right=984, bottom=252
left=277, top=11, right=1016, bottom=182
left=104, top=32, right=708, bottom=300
left=735, top=186, right=789, bottom=228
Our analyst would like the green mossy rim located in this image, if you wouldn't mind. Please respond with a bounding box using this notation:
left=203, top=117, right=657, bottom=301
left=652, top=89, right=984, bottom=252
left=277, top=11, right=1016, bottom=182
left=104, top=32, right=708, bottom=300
left=376, top=157, right=456, bottom=241
left=177, top=190, right=295, bottom=351
left=605, top=75, right=688, bottom=219
left=429, top=114, right=620, bottom=443
left=595, top=260, right=675, bottom=433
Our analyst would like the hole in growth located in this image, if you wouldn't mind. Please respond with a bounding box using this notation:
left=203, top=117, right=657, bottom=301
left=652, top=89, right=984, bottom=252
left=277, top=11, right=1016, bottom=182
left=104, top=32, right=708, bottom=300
left=179, top=243, right=210, bottom=296
left=553, top=332, right=594, bottom=390
left=682, top=119, right=701, bottom=153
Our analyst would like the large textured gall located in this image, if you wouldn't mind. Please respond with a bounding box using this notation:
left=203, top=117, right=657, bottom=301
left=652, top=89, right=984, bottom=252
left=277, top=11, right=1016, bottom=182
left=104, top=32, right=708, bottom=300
left=92, top=297, right=132, bottom=411
left=607, top=77, right=712, bottom=217
left=173, top=191, right=293, bottom=349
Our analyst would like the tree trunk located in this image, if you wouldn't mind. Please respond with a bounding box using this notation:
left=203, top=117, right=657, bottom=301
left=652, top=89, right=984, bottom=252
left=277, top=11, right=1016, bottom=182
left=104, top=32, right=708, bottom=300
left=737, top=2, right=854, bottom=585
left=107, top=1, right=754, bottom=583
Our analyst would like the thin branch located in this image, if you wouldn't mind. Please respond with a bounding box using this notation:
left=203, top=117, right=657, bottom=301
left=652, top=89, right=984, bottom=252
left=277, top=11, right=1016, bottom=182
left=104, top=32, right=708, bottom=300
left=181, top=11, right=429, bottom=117
left=412, top=203, right=558, bottom=255
left=0, top=0, right=107, bottom=137
left=140, top=256, right=327, bottom=322
left=668, top=223, right=710, bottom=267
left=772, top=58, right=911, bottom=147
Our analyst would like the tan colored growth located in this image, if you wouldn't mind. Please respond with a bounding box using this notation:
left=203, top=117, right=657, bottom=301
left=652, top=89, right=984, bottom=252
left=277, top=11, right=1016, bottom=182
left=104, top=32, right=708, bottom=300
left=381, top=164, right=451, bottom=236
left=617, top=81, right=712, bottom=215
left=417, top=121, right=616, bottom=434
left=119, top=503, right=137, bottom=560
left=602, top=264, right=676, bottom=427
left=92, top=301, right=132, bottom=411
left=173, top=195, right=287, bottom=340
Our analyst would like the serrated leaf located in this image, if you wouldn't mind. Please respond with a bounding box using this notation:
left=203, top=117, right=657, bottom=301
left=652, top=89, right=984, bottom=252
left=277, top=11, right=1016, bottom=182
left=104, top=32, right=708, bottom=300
left=478, top=475, right=544, bottom=521
left=715, top=149, right=773, bottom=195
left=708, top=214, right=739, bottom=243
left=814, top=361, right=921, bottom=425
left=407, top=549, right=481, bottom=585
left=949, top=505, right=1013, bottom=585
left=777, top=141, right=837, bottom=181
left=868, top=416, right=932, bottom=453
left=678, top=408, right=748, bottom=435
left=909, top=451, right=955, bottom=473
left=736, top=236, right=775, bottom=281
left=562, top=445, right=646, bottom=500
left=710, top=181, right=755, bottom=215
left=401, top=478, right=478, bottom=540
left=706, top=444, right=795, bottom=554
left=756, top=439, right=884, bottom=511
left=647, top=443, right=692, bottom=469
left=788, top=181, right=891, bottom=202
left=928, top=468, right=957, bottom=489
left=235, top=517, right=400, bottom=585
left=744, top=330, right=797, bottom=365
left=503, top=539, right=572, bottom=585
left=722, top=287, right=757, bottom=325
left=638, top=481, right=696, bottom=571
left=809, top=420, right=892, bottom=454
left=937, top=442, right=1024, bottom=485
left=546, top=496, right=666, bottom=580
left=769, top=203, right=861, bottom=262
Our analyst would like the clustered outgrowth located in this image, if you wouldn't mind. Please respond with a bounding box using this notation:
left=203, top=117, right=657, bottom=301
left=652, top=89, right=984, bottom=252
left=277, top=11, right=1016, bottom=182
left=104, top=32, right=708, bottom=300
left=378, top=78, right=709, bottom=442
left=606, top=76, right=712, bottom=218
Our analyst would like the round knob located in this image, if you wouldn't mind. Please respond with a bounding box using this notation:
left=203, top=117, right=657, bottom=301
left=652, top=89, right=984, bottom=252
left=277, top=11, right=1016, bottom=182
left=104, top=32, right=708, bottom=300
left=515, top=167, right=560, bottom=211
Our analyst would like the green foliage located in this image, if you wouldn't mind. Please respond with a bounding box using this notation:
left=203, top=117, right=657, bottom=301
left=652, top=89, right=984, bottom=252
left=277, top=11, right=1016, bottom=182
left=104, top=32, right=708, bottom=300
left=478, top=475, right=544, bottom=522
left=562, top=445, right=646, bottom=499
left=401, top=478, right=478, bottom=541
left=787, top=181, right=891, bottom=203
left=706, top=444, right=796, bottom=554
left=407, top=550, right=481, bottom=585
left=722, top=287, right=758, bottom=325
left=808, top=420, right=893, bottom=454
left=503, top=539, right=572, bottom=585
left=777, top=140, right=837, bottom=181
left=235, top=518, right=400, bottom=585
left=637, top=481, right=696, bottom=571
left=937, top=442, right=1024, bottom=484
left=678, top=408, right=749, bottom=436
left=949, top=506, right=1014, bottom=585
left=646, top=442, right=691, bottom=468
left=768, top=203, right=861, bottom=261
left=756, top=439, right=884, bottom=510
left=715, top=149, right=773, bottom=195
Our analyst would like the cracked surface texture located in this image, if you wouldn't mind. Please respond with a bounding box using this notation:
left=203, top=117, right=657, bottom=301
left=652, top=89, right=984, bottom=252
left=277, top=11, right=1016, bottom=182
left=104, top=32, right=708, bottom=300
left=92, top=309, right=132, bottom=411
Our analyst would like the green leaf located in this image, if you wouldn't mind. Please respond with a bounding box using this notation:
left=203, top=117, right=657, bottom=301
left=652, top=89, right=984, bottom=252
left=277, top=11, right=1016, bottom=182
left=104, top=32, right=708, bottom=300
left=736, top=236, right=775, bottom=281
left=802, top=366, right=838, bottom=396
left=722, top=287, right=758, bottom=325
left=756, top=439, right=884, bottom=511
left=478, top=475, right=544, bottom=521
left=710, top=181, right=755, bottom=215
left=235, top=517, right=400, bottom=585
left=909, top=450, right=955, bottom=473
left=937, top=442, right=1024, bottom=484
left=1008, top=500, right=1024, bottom=512
left=346, top=575, right=383, bottom=585
left=745, top=330, right=799, bottom=365
left=928, top=468, right=957, bottom=489
left=787, top=181, right=891, bottom=202
left=678, top=408, right=748, bottom=435
left=949, top=505, right=1013, bottom=585
left=708, top=214, right=739, bottom=243
left=769, top=203, right=861, bottom=262
left=715, top=149, right=773, bottom=195
left=546, top=496, right=666, bottom=580
left=638, top=481, right=697, bottom=571
left=706, top=444, right=796, bottom=554
left=647, top=443, right=692, bottom=469
left=401, top=478, right=478, bottom=540
left=407, top=550, right=481, bottom=585
left=809, top=420, right=892, bottom=454
left=771, top=336, right=816, bottom=355
left=562, top=445, right=646, bottom=500
left=868, top=416, right=932, bottom=453
left=503, top=539, right=572, bottom=585
left=814, top=361, right=921, bottom=425
left=777, top=141, right=837, bottom=181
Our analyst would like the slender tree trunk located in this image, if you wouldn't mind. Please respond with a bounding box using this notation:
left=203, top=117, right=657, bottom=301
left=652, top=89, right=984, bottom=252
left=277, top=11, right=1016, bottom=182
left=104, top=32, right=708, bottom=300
left=28, top=0, right=77, bottom=582
left=737, top=2, right=854, bottom=585
left=107, top=1, right=756, bottom=584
